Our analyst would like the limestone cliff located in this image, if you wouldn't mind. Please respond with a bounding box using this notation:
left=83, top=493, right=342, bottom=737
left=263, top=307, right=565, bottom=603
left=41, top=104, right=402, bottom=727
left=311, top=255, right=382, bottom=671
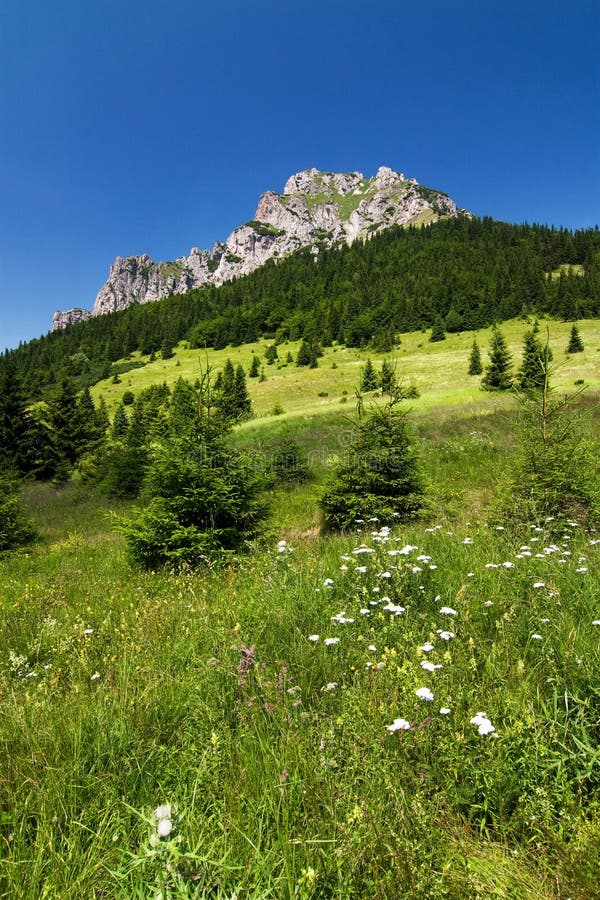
left=53, top=166, right=467, bottom=328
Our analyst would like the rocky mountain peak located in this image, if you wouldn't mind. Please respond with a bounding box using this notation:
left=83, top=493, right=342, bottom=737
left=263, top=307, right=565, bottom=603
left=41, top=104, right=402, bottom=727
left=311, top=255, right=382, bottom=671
left=53, top=166, right=467, bottom=329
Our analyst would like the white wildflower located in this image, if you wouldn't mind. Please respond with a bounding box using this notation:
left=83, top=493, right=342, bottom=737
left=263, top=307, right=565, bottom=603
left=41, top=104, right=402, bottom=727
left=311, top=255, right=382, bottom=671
left=387, top=718, right=411, bottom=732
left=416, top=687, right=434, bottom=701
left=470, top=712, right=496, bottom=736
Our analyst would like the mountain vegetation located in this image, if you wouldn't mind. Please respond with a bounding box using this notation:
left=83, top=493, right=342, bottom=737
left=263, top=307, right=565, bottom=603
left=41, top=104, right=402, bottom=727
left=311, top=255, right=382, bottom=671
left=3, top=217, right=600, bottom=404
left=1, top=205, right=600, bottom=896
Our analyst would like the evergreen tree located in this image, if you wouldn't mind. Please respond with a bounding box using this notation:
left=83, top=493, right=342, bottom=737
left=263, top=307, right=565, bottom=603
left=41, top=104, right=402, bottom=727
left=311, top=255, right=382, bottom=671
left=0, top=362, right=30, bottom=473
left=320, top=396, right=425, bottom=531
left=360, top=358, right=379, bottom=392
left=566, top=324, right=584, bottom=353
left=75, top=387, right=105, bottom=456
left=161, top=339, right=175, bottom=360
left=481, top=327, right=513, bottom=391
left=115, top=369, right=268, bottom=569
left=169, top=378, right=198, bottom=432
left=249, top=355, right=261, bottom=377
left=495, top=350, right=599, bottom=528
left=234, top=365, right=253, bottom=420
left=264, top=344, right=279, bottom=365
left=429, top=317, right=446, bottom=342
left=271, top=434, right=311, bottom=483
left=517, top=329, right=547, bottom=391
left=380, top=359, right=397, bottom=395
left=0, top=471, right=36, bottom=551
left=296, top=340, right=318, bottom=368
left=48, top=378, right=82, bottom=470
left=111, top=403, right=130, bottom=440
left=468, top=338, right=483, bottom=376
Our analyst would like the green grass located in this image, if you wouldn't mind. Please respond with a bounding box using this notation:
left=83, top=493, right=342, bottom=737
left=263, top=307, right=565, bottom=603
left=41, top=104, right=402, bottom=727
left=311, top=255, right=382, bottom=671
left=2, top=327, right=600, bottom=897
left=93, top=318, right=600, bottom=421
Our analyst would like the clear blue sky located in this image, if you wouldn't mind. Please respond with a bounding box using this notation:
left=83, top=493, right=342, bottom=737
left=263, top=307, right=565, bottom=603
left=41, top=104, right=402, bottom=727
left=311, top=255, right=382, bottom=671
left=1, top=0, right=598, bottom=350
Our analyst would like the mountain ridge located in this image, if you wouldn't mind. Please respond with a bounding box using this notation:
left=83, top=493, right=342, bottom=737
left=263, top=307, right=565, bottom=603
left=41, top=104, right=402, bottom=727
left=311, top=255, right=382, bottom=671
left=53, top=166, right=466, bottom=330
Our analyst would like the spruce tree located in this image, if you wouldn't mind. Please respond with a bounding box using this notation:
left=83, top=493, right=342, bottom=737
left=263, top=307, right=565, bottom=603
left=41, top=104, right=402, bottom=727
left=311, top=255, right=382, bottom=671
left=429, top=317, right=446, bottom=343
left=495, top=349, right=599, bottom=528
left=481, top=327, right=513, bottom=391
left=0, top=471, right=36, bottom=551
left=320, top=396, right=425, bottom=531
left=115, top=369, right=268, bottom=569
left=517, top=329, right=547, bottom=391
left=234, top=364, right=253, bottom=420
left=0, top=363, right=30, bottom=473
left=360, top=358, right=379, bottom=392
left=271, top=434, right=311, bottom=483
left=48, top=378, right=82, bottom=470
left=380, top=359, right=397, bottom=395
left=111, top=403, right=130, bottom=440
left=296, top=340, right=317, bottom=368
left=264, top=344, right=279, bottom=365
left=468, top=339, right=483, bottom=376
left=249, top=355, right=260, bottom=377
left=566, top=324, right=584, bottom=353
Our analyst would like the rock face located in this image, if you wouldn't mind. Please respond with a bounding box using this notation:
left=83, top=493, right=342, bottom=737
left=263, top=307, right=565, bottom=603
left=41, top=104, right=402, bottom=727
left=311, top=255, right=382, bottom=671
left=53, top=166, right=466, bottom=328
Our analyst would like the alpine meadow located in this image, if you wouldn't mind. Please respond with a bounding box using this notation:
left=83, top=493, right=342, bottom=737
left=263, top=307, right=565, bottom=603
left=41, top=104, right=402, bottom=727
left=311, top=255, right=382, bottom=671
left=1, top=173, right=600, bottom=899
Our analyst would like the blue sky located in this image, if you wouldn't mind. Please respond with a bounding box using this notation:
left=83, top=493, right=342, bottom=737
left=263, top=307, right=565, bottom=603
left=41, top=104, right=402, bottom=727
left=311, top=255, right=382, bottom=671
left=1, top=0, right=598, bottom=350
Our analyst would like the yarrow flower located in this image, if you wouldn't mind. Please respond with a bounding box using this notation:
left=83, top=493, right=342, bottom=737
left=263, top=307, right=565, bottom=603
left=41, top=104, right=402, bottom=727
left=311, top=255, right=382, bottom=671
left=470, top=712, right=496, bottom=736
left=415, top=687, right=434, bottom=701
left=324, top=637, right=340, bottom=646
left=439, top=607, right=457, bottom=616
left=387, top=718, right=411, bottom=732
left=308, top=634, right=319, bottom=642
left=421, top=661, right=442, bottom=672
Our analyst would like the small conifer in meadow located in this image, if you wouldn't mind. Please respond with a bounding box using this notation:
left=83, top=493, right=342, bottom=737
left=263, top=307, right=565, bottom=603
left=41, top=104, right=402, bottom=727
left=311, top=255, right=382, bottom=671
left=481, top=326, right=513, bottom=391
left=495, top=342, right=599, bottom=528
left=429, top=318, right=446, bottom=343
left=0, top=471, right=36, bottom=551
left=517, top=329, right=548, bottom=391
left=380, top=359, right=397, bottom=395
left=468, top=339, right=483, bottom=376
left=360, top=358, right=379, bottom=392
left=566, top=324, right=584, bottom=354
left=320, top=395, right=425, bottom=530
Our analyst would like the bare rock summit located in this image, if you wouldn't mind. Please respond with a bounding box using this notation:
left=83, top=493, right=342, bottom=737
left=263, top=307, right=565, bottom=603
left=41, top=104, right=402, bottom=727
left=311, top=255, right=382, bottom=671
left=53, top=166, right=466, bottom=328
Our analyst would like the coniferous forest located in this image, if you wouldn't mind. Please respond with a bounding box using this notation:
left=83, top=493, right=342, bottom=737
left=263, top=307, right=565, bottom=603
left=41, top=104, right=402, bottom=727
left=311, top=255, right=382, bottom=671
left=3, top=217, right=600, bottom=403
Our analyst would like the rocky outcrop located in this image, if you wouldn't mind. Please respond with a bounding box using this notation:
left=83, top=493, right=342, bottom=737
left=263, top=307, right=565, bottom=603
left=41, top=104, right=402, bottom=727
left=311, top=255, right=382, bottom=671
left=53, top=166, right=467, bottom=329
left=52, top=308, right=92, bottom=330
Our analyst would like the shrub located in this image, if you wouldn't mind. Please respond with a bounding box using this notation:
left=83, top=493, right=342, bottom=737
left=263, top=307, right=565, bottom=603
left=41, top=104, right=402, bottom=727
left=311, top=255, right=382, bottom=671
left=320, top=396, right=425, bottom=530
left=494, top=352, right=600, bottom=529
left=115, top=372, right=268, bottom=569
left=0, top=472, right=36, bottom=551
left=270, top=435, right=311, bottom=484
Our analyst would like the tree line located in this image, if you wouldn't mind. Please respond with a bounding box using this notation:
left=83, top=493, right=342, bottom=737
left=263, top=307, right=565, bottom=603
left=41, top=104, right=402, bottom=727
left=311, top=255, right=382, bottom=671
left=2, top=216, right=600, bottom=403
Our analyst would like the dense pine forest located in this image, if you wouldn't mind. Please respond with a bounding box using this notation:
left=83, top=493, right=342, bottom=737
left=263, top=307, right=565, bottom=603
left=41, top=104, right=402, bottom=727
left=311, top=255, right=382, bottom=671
left=3, top=217, right=600, bottom=403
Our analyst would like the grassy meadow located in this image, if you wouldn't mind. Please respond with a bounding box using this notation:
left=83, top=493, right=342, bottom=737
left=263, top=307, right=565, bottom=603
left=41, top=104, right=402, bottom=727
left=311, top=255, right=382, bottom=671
left=1, top=318, right=600, bottom=897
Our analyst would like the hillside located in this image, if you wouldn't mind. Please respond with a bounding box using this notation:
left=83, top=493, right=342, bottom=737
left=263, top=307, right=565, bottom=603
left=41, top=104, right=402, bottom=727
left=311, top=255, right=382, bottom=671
left=4, top=216, right=600, bottom=403
left=52, top=166, right=464, bottom=329
left=1, top=329, right=599, bottom=897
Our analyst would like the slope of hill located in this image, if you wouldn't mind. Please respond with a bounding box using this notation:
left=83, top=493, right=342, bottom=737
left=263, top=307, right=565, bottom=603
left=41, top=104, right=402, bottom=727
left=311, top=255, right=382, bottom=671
left=52, top=166, right=464, bottom=328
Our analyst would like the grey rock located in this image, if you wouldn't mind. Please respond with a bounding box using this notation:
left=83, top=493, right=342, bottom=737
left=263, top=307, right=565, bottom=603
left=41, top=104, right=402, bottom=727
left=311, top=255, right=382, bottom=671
left=52, top=166, right=467, bottom=329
